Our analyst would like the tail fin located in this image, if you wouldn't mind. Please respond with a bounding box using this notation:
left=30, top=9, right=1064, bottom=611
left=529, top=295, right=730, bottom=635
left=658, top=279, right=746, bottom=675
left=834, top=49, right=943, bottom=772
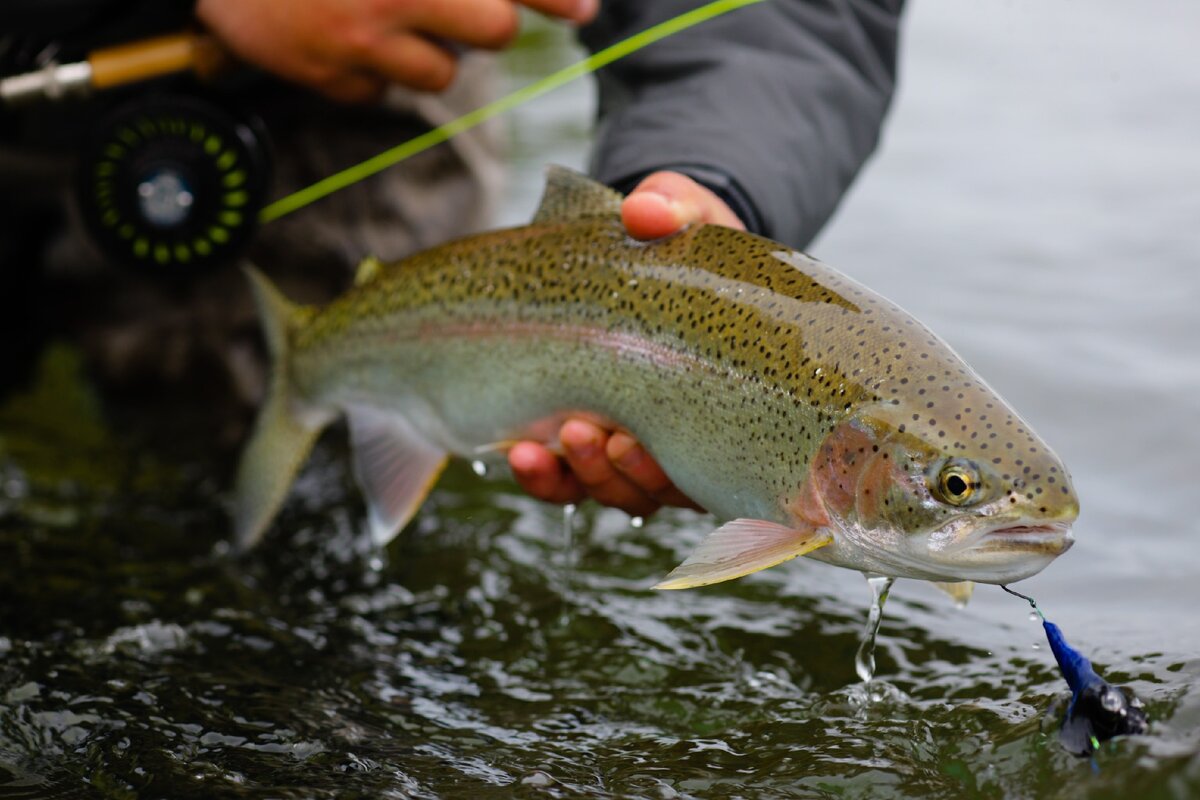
left=232, top=267, right=327, bottom=551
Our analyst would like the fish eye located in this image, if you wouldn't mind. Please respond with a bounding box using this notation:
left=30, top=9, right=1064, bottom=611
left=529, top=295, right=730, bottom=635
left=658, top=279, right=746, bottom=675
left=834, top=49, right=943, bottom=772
left=933, top=459, right=981, bottom=506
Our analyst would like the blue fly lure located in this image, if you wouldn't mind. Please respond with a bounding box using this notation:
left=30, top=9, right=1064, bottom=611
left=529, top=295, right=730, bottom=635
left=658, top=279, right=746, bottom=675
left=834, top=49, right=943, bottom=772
left=1002, top=586, right=1148, bottom=756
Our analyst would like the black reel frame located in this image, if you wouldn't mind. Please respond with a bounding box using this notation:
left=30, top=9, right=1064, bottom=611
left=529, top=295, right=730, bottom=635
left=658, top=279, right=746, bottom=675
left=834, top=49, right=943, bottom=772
left=76, top=93, right=271, bottom=275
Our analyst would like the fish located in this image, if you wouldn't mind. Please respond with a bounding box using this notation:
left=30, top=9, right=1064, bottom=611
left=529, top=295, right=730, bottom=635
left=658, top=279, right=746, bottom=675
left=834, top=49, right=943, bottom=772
left=233, top=166, right=1079, bottom=590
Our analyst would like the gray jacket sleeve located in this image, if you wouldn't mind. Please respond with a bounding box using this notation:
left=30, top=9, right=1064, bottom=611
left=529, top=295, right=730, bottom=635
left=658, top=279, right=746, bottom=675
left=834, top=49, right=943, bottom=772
left=580, top=0, right=904, bottom=249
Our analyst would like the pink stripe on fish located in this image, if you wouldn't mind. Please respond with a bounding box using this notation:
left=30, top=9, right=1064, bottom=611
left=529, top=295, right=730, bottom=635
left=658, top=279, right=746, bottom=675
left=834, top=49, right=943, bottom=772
left=415, top=319, right=707, bottom=374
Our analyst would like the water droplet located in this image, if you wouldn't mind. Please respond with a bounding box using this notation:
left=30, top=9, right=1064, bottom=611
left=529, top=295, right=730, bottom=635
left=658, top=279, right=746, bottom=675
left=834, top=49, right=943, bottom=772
left=471, top=459, right=488, bottom=477
left=1029, top=611, right=1039, bottom=623
left=368, top=556, right=384, bottom=572
left=626, top=278, right=639, bottom=288
left=630, top=515, right=644, bottom=529
left=1032, top=643, right=1041, bottom=650
left=558, top=505, right=578, bottom=623
left=855, top=575, right=894, bottom=685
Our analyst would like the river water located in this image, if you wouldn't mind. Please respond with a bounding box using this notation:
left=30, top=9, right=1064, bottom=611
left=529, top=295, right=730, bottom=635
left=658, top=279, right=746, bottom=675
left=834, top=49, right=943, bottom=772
left=2, top=1, right=1198, bottom=797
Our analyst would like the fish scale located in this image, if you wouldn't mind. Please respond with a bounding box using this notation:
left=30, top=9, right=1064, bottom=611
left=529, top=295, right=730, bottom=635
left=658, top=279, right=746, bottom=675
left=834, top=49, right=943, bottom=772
left=234, top=167, right=1078, bottom=591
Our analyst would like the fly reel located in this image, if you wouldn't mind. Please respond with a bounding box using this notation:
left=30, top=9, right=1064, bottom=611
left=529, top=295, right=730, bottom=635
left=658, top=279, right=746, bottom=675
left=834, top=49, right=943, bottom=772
left=76, top=94, right=270, bottom=274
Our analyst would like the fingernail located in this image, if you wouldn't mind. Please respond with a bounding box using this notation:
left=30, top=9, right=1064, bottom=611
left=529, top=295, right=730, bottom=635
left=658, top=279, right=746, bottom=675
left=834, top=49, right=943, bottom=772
left=671, top=196, right=701, bottom=224
left=575, top=0, right=599, bottom=23
left=507, top=444, right=537, bottom=472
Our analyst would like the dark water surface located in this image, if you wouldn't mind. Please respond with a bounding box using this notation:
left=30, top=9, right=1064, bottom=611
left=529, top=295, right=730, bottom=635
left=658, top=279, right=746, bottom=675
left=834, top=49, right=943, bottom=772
left=3, top=2, right=1198, bottom=797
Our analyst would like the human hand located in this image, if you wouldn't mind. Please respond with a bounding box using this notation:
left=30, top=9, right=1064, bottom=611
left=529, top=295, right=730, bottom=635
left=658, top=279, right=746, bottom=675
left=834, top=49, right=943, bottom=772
left=508, top=420, right=702, bottom=517
left=195, top=0, right=598, bottom=102
left=620, top=170, right=746, bottom=240
left=509, top=171, right=744, bottom=516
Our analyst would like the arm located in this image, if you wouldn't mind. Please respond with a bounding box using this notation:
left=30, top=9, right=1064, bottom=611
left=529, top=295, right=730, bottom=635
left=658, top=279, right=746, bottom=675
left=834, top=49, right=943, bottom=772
left=582, top=0, right=904, bottom=249
left=194, top=0, right=597, bottom=102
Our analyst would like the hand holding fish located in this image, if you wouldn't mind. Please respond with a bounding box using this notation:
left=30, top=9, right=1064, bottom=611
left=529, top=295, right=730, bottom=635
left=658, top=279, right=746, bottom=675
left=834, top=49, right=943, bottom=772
left=195, top=0, right=599, bottom=102
left=509, top=171, right=743, bottom=516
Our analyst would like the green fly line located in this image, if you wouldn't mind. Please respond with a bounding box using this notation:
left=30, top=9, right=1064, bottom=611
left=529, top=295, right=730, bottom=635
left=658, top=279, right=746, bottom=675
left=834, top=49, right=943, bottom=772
left=258, top=0, right=768, bottom=224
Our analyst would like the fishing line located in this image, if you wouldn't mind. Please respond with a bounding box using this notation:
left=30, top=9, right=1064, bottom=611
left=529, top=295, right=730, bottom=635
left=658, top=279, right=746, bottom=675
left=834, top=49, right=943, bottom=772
left=1001, top=584, right=1043, bottom=620
left=257, top=0, right=768, bottom=224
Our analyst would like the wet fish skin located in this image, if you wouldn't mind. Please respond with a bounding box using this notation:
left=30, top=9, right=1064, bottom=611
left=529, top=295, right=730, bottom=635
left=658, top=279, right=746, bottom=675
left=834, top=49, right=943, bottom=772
left=234, top=167, right=1078, bottom=588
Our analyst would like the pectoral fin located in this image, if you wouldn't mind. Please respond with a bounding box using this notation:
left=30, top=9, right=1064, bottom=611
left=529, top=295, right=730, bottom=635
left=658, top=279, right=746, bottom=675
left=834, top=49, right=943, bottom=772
left=348, top=406, right=448, bottom=546
left=653, top=519, right=833, bottom=590
left=932, top=581, right=975, bottom=606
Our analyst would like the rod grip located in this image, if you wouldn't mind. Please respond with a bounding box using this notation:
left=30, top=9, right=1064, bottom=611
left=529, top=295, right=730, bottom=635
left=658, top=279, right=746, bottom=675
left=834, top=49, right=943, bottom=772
left=88, top=32, right=225, bottom=89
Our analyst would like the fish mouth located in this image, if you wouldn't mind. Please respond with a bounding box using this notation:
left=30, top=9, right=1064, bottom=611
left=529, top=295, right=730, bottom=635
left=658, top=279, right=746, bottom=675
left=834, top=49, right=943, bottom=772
left=978, top=521, right=1074, bottom=555
left=905, top=519, right=1075, bottom=584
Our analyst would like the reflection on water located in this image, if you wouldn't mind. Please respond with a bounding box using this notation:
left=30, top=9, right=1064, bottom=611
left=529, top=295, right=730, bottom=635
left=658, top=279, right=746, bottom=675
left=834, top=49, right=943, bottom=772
left=3, top=1, right=1200, bottom=797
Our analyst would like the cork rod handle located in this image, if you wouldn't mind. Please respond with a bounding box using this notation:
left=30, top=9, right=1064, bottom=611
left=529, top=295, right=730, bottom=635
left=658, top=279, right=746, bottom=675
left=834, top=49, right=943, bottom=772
left=88, top=32, right=226, bottom=90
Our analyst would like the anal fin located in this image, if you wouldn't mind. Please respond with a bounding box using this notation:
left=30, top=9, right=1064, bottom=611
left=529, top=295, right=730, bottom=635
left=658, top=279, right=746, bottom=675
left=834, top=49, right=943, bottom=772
left=932, top=581, right=975, bottom=607
left=348, top=406, right=448, bottom=546
left=654, top=519, right=833, bottom=590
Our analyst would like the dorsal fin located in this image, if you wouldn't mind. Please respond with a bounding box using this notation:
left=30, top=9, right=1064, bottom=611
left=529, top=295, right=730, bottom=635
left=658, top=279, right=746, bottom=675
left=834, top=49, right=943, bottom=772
left=532, top=165, right=623, bottom=224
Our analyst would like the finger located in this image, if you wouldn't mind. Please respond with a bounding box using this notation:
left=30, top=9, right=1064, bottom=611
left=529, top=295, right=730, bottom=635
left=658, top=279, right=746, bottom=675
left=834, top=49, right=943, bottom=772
left=560, top=420, right=660, bottom=516
left=606, top=432, right=705, bottom=511
left=622, top=171, right=745, bottom=241
left=363, top=32, right=458, bottom=92
left=315, top=70, right=386, bottom=104
left=406, top=0, right=520, bottom=49
left=559, top=419, right=618, bottom=487
left=509, top=442, right=586, bottom=504
left=519, top=0, right=599, bottom=24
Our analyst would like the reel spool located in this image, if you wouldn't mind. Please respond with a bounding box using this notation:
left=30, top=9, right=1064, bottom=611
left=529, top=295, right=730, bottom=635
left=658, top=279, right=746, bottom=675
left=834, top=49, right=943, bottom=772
left=76, top=94, right=270, bottom=273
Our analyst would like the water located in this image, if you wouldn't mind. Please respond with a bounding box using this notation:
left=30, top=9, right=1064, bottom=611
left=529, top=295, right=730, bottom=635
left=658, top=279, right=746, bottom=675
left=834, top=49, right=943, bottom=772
left=3, top=2, right=1200, bottom=797
left=855, top=576, right=895, bottom=684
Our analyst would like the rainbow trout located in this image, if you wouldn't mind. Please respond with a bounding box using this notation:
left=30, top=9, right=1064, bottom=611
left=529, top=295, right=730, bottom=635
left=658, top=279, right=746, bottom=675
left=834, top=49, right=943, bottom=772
left=235, top=167, right=1077, bottom=590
